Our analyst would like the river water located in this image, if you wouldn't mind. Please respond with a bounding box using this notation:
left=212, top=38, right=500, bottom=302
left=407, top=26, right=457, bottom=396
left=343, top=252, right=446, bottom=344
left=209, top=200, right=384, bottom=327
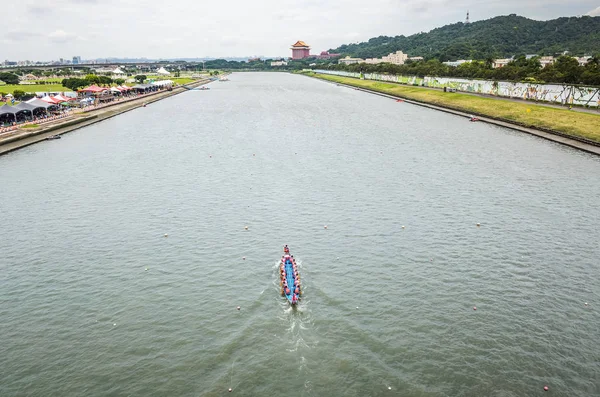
left=1, top=73, right=599, bottom=397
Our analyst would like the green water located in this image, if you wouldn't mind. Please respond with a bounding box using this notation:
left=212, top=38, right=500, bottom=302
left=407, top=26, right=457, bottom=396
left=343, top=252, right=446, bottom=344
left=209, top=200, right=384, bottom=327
left=1, top=72, right=599, bottom=397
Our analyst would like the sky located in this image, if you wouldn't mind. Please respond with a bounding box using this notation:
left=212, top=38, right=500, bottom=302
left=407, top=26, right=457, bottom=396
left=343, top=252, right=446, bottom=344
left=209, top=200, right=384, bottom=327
left=3, top=0, right=600, bottom=61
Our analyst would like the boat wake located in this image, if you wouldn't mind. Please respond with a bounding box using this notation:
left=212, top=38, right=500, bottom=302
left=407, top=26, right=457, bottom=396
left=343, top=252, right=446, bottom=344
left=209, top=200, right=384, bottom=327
left=273, top=258, right=315, bottom=357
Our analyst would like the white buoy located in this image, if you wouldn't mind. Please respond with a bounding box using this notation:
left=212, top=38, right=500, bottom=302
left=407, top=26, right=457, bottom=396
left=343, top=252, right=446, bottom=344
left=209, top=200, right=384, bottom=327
left=236, top=306, right=240, bottom=310
left=356, top=306, right=359, bottom=309
left=476, top=223, right=481, bottom=227
left=242, top=256, right=246, bottom=260
left=113, top=323, right=116, bottom=326
left=145, top=268, right=148, bottom=271
left=228, top=388, right=232, bottom=392
left=164, top=233, right=168, bottom=237
left=402, top=226, right=405, bottom=229
left=324, top=225, right=328, bottom=229
left=585, top=302, right=589, bottom=306
left=244, top=226, right=248, bottom=230
left=388, top=386, right=392, bottom=390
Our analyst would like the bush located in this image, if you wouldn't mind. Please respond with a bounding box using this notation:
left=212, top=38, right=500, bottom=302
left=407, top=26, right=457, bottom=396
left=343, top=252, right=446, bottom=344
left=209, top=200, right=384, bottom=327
left=12, top=89, right=26, bottom=100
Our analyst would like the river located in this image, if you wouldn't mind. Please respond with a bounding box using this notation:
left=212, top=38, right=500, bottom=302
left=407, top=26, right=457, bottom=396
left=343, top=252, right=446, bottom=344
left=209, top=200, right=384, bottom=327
left=1, top=72, right=599, bottom=397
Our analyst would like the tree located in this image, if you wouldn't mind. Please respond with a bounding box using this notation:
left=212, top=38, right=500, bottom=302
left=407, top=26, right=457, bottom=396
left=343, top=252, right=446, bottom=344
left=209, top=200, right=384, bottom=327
left=98, top=76, right=113, bottom=85
left=12, top=89, right=26, bottom=100
left=114, top=78, right=125, bottom=85
left=61, top=78, right=88, bottom=91
left=134, top=75, right=147, bottom=83
left=85, top=74, right=100, bottom=84
left=553, top=55, right=582, bottom=83
left=0, top=72, right=20, bottom=85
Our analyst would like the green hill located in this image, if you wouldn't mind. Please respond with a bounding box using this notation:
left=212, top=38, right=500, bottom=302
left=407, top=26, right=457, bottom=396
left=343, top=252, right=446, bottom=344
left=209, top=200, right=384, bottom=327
left=329, top=14, right=600, bottom=61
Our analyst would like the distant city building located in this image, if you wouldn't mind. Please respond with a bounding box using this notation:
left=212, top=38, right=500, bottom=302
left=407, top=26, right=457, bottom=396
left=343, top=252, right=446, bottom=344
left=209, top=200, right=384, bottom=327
left=408, top=56, right=424, bottom=62
left=576, top=56, right=592, bottom=66
left=339, top=56, right=364, bottom=65
left=383, top=50, right=409, bottom=65
left=248, top=57, right=262, bottom=62
left=315, top=51, right=341, bottom=60
left=271, top=60, right=288, bottom=67
left=364, top=51, right=411, bottom=65
left=21, top=73, right=38, bottom=81
left=291, top=41, right=311, bottom=60
left=492, top=58, right=512, bottom=68
left=73, top=56, right=81, bottom=65
left=539, top=56, right=555, bottom=67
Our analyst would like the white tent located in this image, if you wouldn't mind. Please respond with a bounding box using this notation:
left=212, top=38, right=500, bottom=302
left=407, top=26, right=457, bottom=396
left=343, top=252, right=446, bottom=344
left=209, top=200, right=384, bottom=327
left=151, top=80, right=174, bottom=87
left=112, top=67, right=125, bottom=75
left=156, top=67, right=171, bottom=75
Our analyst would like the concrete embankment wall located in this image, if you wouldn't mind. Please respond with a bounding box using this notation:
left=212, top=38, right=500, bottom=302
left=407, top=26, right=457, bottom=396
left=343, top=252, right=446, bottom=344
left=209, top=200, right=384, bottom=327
left=307, top=74, right=600, bottom=156
left=0, top=79, right=210, bottom=156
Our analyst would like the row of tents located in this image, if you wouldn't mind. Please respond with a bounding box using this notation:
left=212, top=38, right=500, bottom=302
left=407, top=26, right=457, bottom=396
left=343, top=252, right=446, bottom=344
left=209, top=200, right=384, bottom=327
left=0, top=98, right=60, bottom=119
left=1, top=80, right=176, bottom=121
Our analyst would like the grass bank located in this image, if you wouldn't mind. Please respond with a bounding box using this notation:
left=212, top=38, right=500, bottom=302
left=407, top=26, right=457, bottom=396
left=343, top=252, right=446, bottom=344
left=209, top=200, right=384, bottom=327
left=305, top=72, right=600, bottom=143
left=0, top=84, right=71, bottom=94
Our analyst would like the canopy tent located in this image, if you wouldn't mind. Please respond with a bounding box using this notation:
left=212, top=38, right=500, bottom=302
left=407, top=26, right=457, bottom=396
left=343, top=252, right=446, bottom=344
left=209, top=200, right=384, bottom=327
left=80, top=85, right=107, bottom=93
left=26, top=98, right=54, bottom=109
left=156, top=67, right=170, bottom=75
left=151, top=80, right=174, bottom=87
left=40, top=96, right=62, bottom=104
left=0, top=105, right=16, bottom=116
left=112, top=67, right=125, bottom=75
left=12, top=102, right=38, bottom=112
left=52, top=94, right=72, bottom=102
left=131, top=84, right=154, bottom=91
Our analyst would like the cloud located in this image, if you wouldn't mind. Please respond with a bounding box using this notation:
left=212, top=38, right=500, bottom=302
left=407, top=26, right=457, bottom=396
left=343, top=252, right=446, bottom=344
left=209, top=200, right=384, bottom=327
left=587, top=6, right=600, bottom=16
left=27, top=5, right=54, bottom=15
left=2, top=0, right=599, bottom=60
left=48, top=29, right=77, bottom=43
left=5, top=31, right=42, bottom=41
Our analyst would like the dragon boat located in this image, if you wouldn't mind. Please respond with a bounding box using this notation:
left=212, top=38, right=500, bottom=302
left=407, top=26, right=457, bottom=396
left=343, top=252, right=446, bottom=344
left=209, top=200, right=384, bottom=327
left=279, top=245, right=301, bottom=305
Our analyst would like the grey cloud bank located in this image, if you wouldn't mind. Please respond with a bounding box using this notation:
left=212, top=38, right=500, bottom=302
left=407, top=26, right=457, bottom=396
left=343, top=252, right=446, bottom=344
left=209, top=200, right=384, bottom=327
left=2, top=0, right=599, bottom=60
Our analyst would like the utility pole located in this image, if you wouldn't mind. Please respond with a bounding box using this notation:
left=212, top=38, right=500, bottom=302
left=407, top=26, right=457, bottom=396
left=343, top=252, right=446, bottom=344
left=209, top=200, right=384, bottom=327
left=465, top=10, right=470, bottom=24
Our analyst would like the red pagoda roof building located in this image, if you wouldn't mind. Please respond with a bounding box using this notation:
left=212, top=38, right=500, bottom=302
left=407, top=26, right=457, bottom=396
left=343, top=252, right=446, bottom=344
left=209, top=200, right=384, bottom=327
left=291, top=40, right=311, bottom=60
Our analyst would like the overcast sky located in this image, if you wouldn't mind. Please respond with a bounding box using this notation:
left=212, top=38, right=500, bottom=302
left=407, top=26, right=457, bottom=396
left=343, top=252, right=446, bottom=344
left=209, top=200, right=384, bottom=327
left=3, top=0, right=599, bottom=61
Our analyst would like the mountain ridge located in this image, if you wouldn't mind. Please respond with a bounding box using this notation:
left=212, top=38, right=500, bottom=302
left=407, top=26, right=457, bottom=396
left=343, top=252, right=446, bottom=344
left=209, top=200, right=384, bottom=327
left=328, top=14, right=600, bottom=61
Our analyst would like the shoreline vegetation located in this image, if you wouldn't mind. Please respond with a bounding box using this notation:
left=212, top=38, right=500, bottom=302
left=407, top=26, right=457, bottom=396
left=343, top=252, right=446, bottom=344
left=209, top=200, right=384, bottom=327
left=303, top=72, right=600, bottom=143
